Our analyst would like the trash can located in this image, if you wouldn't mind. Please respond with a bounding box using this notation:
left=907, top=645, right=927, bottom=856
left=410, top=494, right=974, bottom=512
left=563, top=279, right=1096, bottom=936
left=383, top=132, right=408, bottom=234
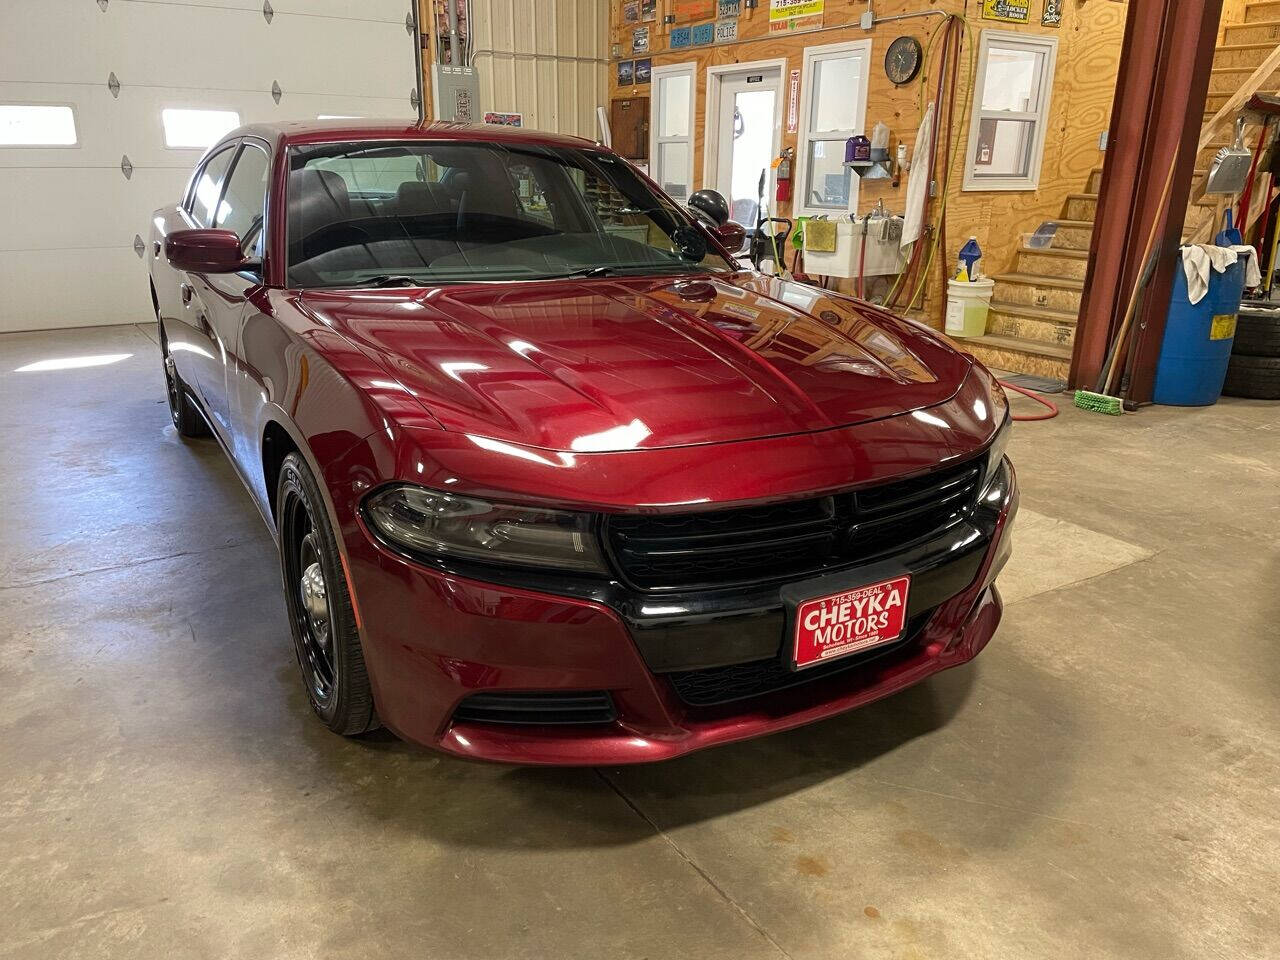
left=1153, top=254, right=1247, bottom=406
left=944, top=277, right=995, bottom=338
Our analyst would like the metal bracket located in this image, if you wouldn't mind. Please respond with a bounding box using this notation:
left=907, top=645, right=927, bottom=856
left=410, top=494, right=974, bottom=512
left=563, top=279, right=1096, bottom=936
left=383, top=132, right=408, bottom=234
left=120, top=155, right=133, bottom=180
left=97, top=0, right=108, bottom=10
left=133, top=235, right=145, bottom=258
left=107, top=72, right=120, bottom=98
left=262, top=0, right=273, bottom=24
left=271, top=80, right=282, bottom=104
left=405, top=10, right=415, bottom=34
left=410, top=88, right=421, bottom=112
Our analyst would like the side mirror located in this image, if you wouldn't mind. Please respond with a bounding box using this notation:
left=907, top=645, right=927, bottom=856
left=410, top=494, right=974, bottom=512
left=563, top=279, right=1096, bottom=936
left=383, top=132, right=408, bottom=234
left=711, top=221, right=747, bottom=252
left=164, top=229, right=248, bottom=273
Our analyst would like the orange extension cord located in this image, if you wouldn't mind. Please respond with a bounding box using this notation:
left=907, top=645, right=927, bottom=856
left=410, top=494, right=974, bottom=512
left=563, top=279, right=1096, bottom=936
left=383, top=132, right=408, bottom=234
left=999, top=379, right=1060, bottom=421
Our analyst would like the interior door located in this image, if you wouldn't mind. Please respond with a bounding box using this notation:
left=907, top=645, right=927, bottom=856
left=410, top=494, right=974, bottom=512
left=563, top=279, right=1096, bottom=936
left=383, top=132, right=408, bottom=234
left=714, top=69, right=781, bottom=228
left=193, top=140, right=271, bottom=439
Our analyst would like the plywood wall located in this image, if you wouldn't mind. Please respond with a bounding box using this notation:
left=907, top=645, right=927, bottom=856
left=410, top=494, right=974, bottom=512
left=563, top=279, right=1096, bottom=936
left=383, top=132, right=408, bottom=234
left=607, top=0, right=1128, bottom=327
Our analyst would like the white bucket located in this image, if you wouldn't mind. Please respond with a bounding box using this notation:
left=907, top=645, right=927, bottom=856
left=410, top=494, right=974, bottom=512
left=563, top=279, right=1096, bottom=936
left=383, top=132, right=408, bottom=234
left=945, top=277, right=995, bottom=338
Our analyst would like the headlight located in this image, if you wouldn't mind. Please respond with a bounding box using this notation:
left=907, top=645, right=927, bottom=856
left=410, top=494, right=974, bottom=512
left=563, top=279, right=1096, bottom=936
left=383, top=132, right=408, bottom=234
left=364, top=485, right=607, bottom=573
left=981, top=407, right=1012, bottom=496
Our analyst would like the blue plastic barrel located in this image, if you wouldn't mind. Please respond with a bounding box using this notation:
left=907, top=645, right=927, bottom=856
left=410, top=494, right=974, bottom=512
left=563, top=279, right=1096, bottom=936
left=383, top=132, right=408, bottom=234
left=1153, top=254, right=1246, bottom=406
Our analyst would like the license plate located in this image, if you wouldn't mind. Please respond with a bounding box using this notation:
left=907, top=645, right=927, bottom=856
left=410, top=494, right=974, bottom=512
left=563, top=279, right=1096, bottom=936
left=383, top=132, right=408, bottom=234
left=792, top=575, right=911, bottom=670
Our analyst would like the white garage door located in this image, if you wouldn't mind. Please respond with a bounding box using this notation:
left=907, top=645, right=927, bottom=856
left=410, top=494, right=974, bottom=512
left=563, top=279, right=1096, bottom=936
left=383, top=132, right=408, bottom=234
left=1, top=0, right=420, bottom=333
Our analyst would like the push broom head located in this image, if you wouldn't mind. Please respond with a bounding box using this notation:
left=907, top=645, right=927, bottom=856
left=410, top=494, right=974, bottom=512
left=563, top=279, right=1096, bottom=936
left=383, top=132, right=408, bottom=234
left=1073, top=389, right=1124, bottom=415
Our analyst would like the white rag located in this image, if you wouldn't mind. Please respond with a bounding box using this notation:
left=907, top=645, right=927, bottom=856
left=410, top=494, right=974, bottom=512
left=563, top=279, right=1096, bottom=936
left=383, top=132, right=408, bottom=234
left=1179, top=243, right=1260, bottom=304
left=901, top=102, right=935, bottom=252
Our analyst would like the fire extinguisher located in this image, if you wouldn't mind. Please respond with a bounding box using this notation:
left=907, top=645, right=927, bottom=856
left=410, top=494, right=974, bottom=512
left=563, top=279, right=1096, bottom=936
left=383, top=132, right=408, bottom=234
left=775, top=147, right=793, bottom=204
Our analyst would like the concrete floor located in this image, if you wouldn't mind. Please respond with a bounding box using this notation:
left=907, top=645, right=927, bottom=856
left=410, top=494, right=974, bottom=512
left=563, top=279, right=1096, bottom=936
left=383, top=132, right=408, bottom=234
left=1, top=323, right=1277, bottom=960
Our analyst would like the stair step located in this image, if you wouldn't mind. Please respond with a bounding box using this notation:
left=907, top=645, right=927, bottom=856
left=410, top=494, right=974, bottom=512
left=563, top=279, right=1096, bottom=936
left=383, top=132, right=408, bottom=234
left=1064, top=192, right=1098, bottom=220
left=992, top=272, right=1084, bottom=290
left=1244, top=1, right=1280, bottom=23
left=1223, top=20, right=1280, bottom=44
left=957, top=334, right=1073, bottom=379
left=962, top=334, right=1071, bottom=360
left=1017, top=247, right=1090, bottom=281
left=987, top=307, right=1078, bottom=347
left=1086, top=169, right=1104, bottom=193
left=1042, top=219, right=1096, bottom=250
left=1209, top=65, right=1280, bottom=94
left=1213, top=42, right=1280, bottom=69
left=992, top=271, right=1085, bottom=313
left=990, top=300, right=1078, bottom=322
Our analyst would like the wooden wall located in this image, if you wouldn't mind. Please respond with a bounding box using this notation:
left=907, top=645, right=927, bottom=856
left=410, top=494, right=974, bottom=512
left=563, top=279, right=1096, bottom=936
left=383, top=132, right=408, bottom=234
left=607, top=0, right=1127, bottom=327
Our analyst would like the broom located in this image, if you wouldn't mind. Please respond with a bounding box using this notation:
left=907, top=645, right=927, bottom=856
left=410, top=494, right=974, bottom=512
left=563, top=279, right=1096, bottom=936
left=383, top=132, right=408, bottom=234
left=1074, top=155, right=1180, bottom=415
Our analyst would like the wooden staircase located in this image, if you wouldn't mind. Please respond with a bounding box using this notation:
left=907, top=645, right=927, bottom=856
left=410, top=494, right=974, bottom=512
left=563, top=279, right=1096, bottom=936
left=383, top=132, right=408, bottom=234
left=961, top=0, right=1280, bottom=380
left=958, top=168, right=1103, bottom=381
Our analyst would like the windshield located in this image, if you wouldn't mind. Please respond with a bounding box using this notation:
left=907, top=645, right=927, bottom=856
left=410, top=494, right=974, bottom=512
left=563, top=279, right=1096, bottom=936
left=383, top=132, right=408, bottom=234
left=285, top=140, right=736, bottom=287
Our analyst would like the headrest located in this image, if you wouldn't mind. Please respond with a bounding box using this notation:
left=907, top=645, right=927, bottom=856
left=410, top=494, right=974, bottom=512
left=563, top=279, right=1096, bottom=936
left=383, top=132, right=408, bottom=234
left=289, top=168, right=351, bottom=246
left=396, top=180, right=452, bottom=216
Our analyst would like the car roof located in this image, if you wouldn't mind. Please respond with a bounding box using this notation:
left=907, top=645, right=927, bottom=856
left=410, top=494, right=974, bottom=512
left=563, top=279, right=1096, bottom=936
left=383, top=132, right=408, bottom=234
left=230, top=119, right=600, bottom=151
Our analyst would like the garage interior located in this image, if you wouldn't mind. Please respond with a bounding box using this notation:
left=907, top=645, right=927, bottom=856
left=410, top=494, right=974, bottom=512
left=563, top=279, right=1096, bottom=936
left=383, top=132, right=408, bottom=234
left=1, top=1, right=1277, bottom=958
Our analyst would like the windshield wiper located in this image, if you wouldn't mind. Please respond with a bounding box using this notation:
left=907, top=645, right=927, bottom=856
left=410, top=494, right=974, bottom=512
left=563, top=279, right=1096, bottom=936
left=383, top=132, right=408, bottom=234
left=547, top=266, right=613, bottom=279
left=349, top=274, right=427, bottom=288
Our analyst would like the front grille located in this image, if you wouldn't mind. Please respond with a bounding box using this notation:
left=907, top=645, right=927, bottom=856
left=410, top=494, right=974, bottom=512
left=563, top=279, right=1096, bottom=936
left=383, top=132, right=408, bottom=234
left=606, top=460, right=982, bottom=591
left=667, top=610, right=933, bottom=707
left=451, top=691, right=616, bottom=725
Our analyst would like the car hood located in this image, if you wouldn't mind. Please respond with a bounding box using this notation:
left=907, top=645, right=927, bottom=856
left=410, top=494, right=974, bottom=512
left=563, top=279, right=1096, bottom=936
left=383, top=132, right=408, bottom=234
left=300, top=273, right=972, bottom=451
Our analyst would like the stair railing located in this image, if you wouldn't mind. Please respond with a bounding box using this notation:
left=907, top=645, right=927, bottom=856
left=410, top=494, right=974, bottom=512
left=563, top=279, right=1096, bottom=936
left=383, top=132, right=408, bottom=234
left=1186, top=42, right=1280, bottom=243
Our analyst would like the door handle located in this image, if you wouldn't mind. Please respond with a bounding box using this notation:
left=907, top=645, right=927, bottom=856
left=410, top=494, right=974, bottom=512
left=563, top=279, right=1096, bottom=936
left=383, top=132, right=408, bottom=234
left=181, top=282, right=194, bottom=306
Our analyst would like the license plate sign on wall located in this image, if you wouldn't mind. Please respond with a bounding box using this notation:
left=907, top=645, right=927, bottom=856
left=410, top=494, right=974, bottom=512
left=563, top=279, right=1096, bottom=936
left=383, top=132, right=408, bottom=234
left=714, top=18, right=738, bottom=43
left=792, top=575, right=911, bottom=670
left=981, top=0, right=1030, bottom=23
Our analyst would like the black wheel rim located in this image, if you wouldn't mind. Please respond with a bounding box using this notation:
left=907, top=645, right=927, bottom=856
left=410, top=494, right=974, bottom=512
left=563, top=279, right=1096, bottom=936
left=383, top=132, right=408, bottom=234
left=283, top=494, right=336, bottom=705
left=163, top=355, right=181, bottom=427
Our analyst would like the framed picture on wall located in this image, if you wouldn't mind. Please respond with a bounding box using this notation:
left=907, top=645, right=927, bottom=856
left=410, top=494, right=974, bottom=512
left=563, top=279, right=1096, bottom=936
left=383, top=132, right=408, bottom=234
left=632, top=26, right=649, bottom=54
left=618, top=60, right=635, bottom=86
left=641, top=0, right=657, bottom=22
left=624, top=1, right=639, bottom=23
left=635, top=58, right=652, bottom=84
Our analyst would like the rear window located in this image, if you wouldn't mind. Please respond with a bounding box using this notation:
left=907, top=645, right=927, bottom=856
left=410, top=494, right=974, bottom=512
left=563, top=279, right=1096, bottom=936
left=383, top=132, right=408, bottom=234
left=284, top=140, right=734, bottom=287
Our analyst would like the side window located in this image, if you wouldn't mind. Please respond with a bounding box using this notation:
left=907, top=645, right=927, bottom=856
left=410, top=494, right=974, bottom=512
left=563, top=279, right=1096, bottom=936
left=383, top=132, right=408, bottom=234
left=215, top=144, right=271, bottom=258
left=188, top=146, right=236, bottom=227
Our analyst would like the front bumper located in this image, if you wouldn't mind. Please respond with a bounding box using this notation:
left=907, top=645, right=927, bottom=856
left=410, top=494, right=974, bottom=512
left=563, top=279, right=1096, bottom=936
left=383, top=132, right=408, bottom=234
left=338, top=461, right=1018, bottom=765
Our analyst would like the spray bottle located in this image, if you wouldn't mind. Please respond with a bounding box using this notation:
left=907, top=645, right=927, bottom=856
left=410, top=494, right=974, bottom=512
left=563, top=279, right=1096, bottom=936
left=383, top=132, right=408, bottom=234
left=957, top=236, right=982, bottom=281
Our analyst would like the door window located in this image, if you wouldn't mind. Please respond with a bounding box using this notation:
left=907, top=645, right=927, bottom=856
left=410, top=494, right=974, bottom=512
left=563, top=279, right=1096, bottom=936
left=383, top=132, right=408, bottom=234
left=215, top=144, right=271, bottom=258
left=187, top=146, right=236, bottom=227
left=713, top=70, right=780, bottom=228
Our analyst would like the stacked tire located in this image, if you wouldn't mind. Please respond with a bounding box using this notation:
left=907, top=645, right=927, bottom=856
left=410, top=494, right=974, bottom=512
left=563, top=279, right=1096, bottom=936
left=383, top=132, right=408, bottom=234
left=1223, top=307, right=1280, bottom=399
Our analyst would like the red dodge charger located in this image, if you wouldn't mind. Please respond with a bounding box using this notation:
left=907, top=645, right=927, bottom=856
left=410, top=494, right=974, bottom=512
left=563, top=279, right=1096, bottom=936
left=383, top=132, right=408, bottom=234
left=149, top=121, right=1016, bottom=765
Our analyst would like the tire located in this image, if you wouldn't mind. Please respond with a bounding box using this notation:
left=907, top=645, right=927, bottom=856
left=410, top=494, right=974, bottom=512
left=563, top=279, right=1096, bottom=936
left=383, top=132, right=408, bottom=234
left=276, top=452, right=379, bottom=736
left=1222, top=354, right=1280, bottom=400
left=163, top=350, right=210, bottom=438
left=1232, top=310, right=1280, bottom=357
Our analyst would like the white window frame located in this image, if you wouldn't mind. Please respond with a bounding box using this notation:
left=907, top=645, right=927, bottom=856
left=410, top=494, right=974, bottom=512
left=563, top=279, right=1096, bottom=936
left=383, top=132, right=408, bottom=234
left=649, top=61, right=697, bottom=202
left=793, top=39, right=872, bottom=218
left=963, top=30, right=1059, bottom=192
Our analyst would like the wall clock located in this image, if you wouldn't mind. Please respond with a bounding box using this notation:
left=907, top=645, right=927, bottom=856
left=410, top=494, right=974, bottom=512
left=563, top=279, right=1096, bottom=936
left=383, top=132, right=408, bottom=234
left=885, top=36, right=923, bottom=86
